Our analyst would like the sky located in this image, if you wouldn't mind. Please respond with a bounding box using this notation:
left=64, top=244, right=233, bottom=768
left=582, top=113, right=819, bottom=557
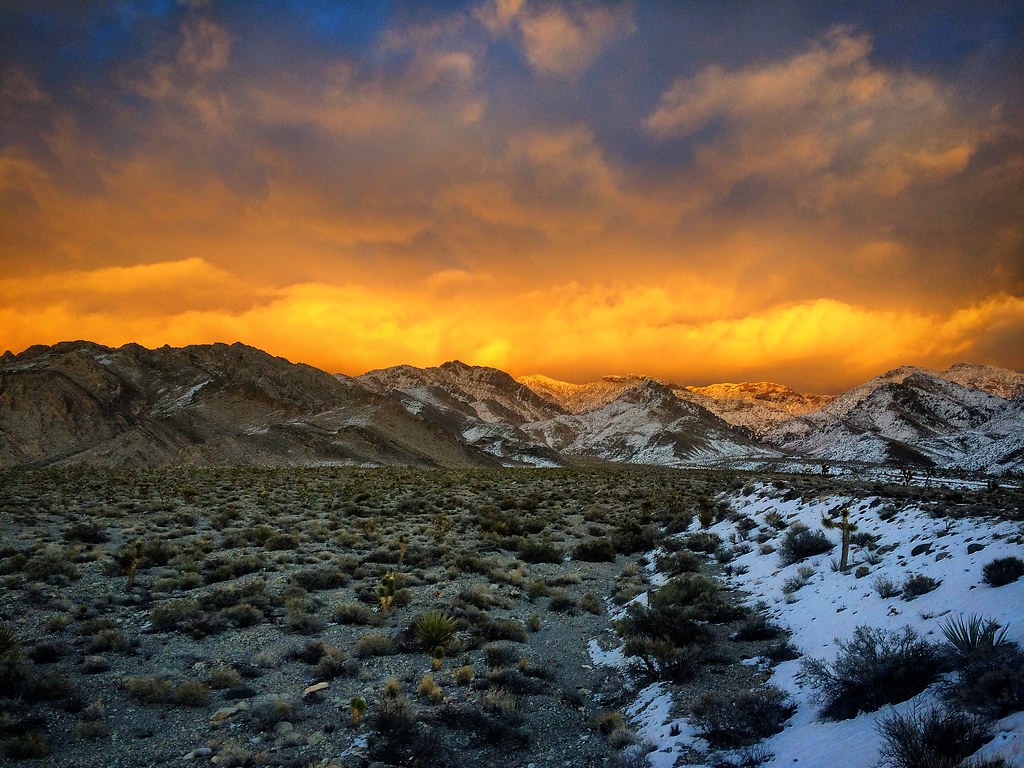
left=1, top=1, right=1022, bottom=392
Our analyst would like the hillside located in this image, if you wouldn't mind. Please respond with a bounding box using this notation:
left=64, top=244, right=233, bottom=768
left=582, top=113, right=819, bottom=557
left=0, top=341, right=497, bottom=469
left=1, top=342, right=1021, bottom=474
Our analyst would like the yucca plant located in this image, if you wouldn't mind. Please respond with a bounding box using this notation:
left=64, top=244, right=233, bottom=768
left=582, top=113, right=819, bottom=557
left=415, top=610, right=457, bottom=651
left=940, top=614, right=1009, bottom=661
left=0, top=624, right=19, bottom=659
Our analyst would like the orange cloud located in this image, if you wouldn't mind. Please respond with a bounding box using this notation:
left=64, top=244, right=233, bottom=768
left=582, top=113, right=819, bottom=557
left=477, top=0, right=634, bottom=77
left=3, top=259, right=1021, bottom=392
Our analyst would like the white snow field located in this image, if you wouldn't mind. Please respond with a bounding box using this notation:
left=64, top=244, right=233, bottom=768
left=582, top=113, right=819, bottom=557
left=594, top=482, right=1024, bottom=768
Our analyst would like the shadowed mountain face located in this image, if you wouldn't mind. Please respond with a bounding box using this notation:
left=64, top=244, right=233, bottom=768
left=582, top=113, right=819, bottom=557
left=1, top=342, right=1021, bottom=473
left=0, top=342, right=500, bottom=469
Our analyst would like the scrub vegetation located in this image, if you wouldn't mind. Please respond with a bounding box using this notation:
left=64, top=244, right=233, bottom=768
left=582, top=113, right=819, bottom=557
left=0, top=466, right=1020, bottom=767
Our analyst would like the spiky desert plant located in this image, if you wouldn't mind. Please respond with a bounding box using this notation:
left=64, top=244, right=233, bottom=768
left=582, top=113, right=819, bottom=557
left=350, top=695, right=366, bottom=725
left=0, top=624, right=19, bottom=659
left=415, top=610, right=457, bottom=651
left=376, top=571, right=397, bottom=613
left=941, top=615, right=1009, bottom=661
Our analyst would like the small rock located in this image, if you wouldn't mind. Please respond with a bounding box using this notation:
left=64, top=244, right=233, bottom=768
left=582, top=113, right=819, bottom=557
left=303, top=682, right=329, bottom=698
left=274, top=721, right=294, bottom=736
left=967, top=543, right=986, bottom=554
left=210, top=702, right=248, bottom=722
left=183, top=747, right=213, bottom=760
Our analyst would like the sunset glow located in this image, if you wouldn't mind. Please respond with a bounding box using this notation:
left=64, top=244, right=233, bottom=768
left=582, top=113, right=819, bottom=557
left=2, top=3, right=1021, bottom=391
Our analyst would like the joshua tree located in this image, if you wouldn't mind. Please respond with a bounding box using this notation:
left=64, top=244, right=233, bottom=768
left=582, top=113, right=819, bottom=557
left=822, top=504, right=857, bottom=572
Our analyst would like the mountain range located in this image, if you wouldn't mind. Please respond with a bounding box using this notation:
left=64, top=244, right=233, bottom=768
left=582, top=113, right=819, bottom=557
left=2, top=341, right=1022, bottom=474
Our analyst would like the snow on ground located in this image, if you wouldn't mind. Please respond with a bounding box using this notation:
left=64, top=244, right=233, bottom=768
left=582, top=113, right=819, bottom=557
left=594, top=482, right=1024, bottom=767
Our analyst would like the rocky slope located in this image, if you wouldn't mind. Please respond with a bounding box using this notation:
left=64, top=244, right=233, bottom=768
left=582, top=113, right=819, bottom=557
left=518, top=374, right=658, bottom=415
left=682, top=382, right=834, bottom=436
left=357, top=361, right=565, bottom=466
left=523, top=379, right=780, bottom=467
left=2, top=342, right=1021, bottom=473
left=767, top=368, right=1023, bottom=471
left=0, top=341, right=499, bottom=469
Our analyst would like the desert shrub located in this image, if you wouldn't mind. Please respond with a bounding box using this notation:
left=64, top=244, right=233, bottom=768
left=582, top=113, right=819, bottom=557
left=778, top=525, right=834, bottom=566
left=415, top=610, right=458, bottom=651
left=355, top=632, right=396, bottom=658
left=64, top=521, right=108, bottom=544
left=611, top=522, right=659, bottom=554
left=596, top=710, right=626, bottom=736
left=249, top=694, right=294, bottom=730
left=690, top=686, right=795, bottom=748
left=291, top=567, right=348, bottom=591
left=453, top=665, right=475, bottom=686
left=219, top=604, right=264, bottom=628
left=651, top=573, right=744, bottom=624
left=24, top=547, right=79, bottom=583
left=207, top=666, right=243, bottom=689
left=579, top=593, right=604, bottom=615
left=75, top=700, right=109, bottom=740
left=482, top=686, right=518, bottom=718
left=802, top=625, right=947, bottom=720
left=684, top=532, right=722, bottom=554
left=945, top=642, right=1024, bottom=717
left=315, top=646, right=352, bottom=680
left=456, top=584, right=497, bottom=609
left=334, top=602, right=379, bottom=625
left=368, top=696, right=426, bottom=764
left=518, top=540, right=562, bottom=564
left=203, top=554, right=261, bottom=584
left=123, top=675, right=175, bottom=705
left=4, top=731, right=49, bottom=759
left=284, top=595, right=323, bottom=634
left=782, top=565, right=816, bottom=595
left=573, top=538, right=616, bottom=562
left=175, top=680, right=212, bottom=707
left=28, top=642, right=64, bottom=664
left=486, top=618, right=528, bottom=642
left=623, top=635, right=702, bottom=681
left=547, top=589, right=575, bottom=612
left=264, top=532, right=299, bottom=551
left=417, top=673, right=443, bottom=703
left=733, top=611, right=783, bottom=642
left=656, top=549, right=702, bottom=575
left=708, top=745, right=773, bottom=768
left=484, top=642, right=520, bottom=668
left=982, top=556, right=1024, bottom=587
left=874, top=575, right=901, bottom=599
left=87, top=628, right=129, bottom=653
left=876, top=705, right=990, bottom=768
left=901, top=574, right=941, bottom=600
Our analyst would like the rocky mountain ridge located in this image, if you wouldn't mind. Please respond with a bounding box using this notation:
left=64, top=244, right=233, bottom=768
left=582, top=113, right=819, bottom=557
left=2, top=341, right=1021, bottom=473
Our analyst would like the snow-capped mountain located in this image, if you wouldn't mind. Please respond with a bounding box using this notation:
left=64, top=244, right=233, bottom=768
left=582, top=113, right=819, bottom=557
left=940, top=362, right=1024, bottom=400
left=1, top=342, right=1021, bottom=473
left=518, top=374, right=660, bottom=414
left=357, top=361, right=565, bottom=465
left=361, top=360, right=564, bottom=426
left=768, top=369, right=1021, bottom=471
left=523, top=379, right=781, bottom=467
left=683, top=381, right=834, bottom=436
